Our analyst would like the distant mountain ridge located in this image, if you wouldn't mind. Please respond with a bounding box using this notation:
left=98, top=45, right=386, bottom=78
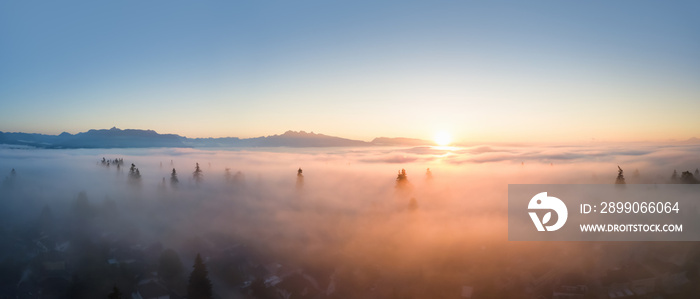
left=0, top=127, right=186, bottom=148
left=187, top=130, right=370, bottom=147
left=0, top=127, right=434, bottom=149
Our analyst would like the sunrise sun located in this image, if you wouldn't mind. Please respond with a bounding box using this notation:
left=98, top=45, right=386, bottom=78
left=434, top=131, right=452, bottom=146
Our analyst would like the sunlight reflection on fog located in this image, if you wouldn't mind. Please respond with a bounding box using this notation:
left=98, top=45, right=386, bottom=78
left=0, top=144, right=699, bottom=297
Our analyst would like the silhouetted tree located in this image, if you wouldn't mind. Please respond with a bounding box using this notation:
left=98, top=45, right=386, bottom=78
left=128, top=163, right=141, bottom=184
left=108, top=286, right=123, bottom=299
left=695, top=168, right=699, bottom=176
left=102, top=158, right=123, bottom=168
left=396, top=168, right=409, bottom=187
left=187, top=254, right=212, bottom=299
left=397, top=169, right=406, bottom=180
left=671, top=170, right=679, bottom=182
left=615, top=166, right=625, bottom=184
left=193, top=163, right=203, bottom=184
left=680, top=171, right=699, bottom=184
left=171, top=168, right=179, bottom=187
left=296, top=168, right=304, bottom=188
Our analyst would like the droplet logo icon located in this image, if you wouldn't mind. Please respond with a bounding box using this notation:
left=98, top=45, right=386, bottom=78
left=528, top=192, right=568, bottom=231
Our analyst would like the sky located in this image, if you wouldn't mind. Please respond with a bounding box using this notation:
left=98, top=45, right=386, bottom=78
left=1, top=1, right=699, bottom=142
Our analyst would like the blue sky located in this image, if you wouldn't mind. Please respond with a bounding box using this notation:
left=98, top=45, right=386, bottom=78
left=1, top=1, right=698, bottom=142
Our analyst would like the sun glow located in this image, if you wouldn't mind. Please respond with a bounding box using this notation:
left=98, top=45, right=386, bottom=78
left=434, top=131, right=452, bottom=146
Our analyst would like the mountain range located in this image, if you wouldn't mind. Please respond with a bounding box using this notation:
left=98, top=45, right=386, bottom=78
left=0, top=127, right=434, bottom=149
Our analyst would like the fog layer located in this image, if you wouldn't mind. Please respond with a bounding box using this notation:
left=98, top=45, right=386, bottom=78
left=1, top=144, right=699, bottom=298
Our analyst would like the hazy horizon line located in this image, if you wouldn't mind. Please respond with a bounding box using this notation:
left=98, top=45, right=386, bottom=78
left=2, top=126, right=700, bottom=146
